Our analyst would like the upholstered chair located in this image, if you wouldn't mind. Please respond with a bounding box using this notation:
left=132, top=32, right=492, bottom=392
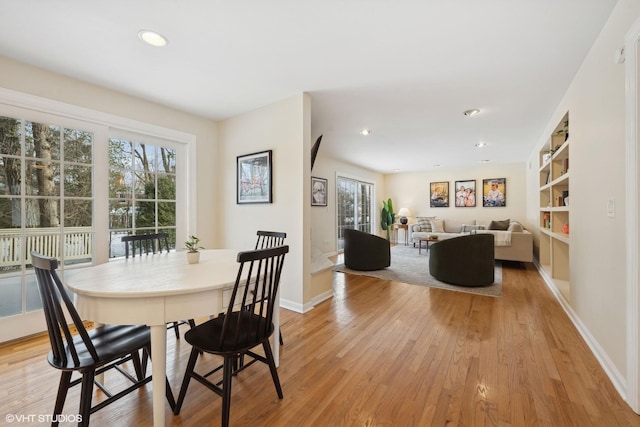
left=428, top=234, right=495, bottom=286
left=344, top=229, right=391, bottom=271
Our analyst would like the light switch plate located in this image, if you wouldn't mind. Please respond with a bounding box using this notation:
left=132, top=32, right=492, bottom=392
left=607, top=198, right=615, bottom=217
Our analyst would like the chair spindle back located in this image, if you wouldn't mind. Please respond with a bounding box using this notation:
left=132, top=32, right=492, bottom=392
left=121, top=233, right=170, bottom=258
left=255, top=230, right=286, bottom=250
left=220, top=245, right=288, bottom=350
left=31, top=251, right=99, bottom=367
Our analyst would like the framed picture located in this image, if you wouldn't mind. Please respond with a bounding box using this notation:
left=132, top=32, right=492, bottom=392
left=482, top=178, right=506, bottom=207
left=429, top=181, right=449, bottom=207
left=311, top=176, right=328, bottom=206
left=454, top=180, right=476, bottom=207
left=237, top=150, right=273, bottom=204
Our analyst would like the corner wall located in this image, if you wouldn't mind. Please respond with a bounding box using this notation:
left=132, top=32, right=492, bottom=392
left=310, top=153, right=386, bottom=255
left=218, top=94, right=310, bottom=310
left=0, top=55, right=219, bottom=248
left=384, top=162, right=528, bottom=230
left=525, top=0, right=640, bottom=397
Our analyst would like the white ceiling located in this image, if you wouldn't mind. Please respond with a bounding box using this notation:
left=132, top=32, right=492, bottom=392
left=0, top=0, right=618, bottom=173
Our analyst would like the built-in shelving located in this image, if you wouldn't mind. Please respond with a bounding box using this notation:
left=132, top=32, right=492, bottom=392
left=539, top=112, right=570, bottom=299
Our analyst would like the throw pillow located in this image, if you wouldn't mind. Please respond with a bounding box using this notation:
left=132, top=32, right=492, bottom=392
left=430, top=218, right=445, bottom=233
left=416, top=216, right=434, bottom=232
left=461, top=224, right=482, bottom=233
left=508, top=222, right=523, bottom=232
left=489, top=219, right=510, bottom=230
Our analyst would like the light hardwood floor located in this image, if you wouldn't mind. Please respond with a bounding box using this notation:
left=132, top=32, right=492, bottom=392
left=2, top=261, right=640, bottom=426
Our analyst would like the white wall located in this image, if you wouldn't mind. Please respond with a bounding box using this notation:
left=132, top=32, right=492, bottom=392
left=310, top=153, right=386, bottom=255
left=385, top=162, right=528, bottom=229
left=526, top=0, right=640, bottom=389
left=0, top=56, right=219, bottom=248
left=0, top=57, right=326, bottom=311
left=218, top=94, right=310, bottom=310
left=310, top=156, right=526, bottom=253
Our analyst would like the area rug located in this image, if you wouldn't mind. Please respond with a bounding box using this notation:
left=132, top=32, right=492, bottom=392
left=333, top=244, right=502, bottom=297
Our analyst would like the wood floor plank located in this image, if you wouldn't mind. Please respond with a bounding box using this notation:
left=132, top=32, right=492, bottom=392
left=0, top=261, right=639, bottom=426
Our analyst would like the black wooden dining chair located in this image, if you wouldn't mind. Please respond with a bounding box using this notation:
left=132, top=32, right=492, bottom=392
left=121, top=232, right=170, bottom=258
left=121, top=233, right=195, bottom=339
left=255, top=230, right=286, bottom=250
left=173, top=245, right=289, bottom=427
left=31, top=251, right=175, bottom=426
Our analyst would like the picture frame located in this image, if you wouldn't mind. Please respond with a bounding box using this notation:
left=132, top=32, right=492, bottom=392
left=311, top=176, right=328, bottom=206
left=454, top=180, right=476, bottom=207
left=482, top=178, right=506, bottom=207
left=429, top=181, right=449, bottom=207
left=237, top=150, right=273, bottom=204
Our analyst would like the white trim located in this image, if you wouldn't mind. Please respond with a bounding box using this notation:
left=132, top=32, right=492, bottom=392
left=0, top=87, right=194, bottom=143
left=625, top=16, right=640, bottom=414
left=0, top=311, right=45, bottom=344
left=280, top=289, right=333, bottom=314
left=535, top=260, right=627, bottom=399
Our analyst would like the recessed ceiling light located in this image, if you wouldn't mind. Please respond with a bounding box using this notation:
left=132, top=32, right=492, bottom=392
left=393, top=168, right=401, bottom=172
left=478, top=159, right=491, bottom=163
left=138, top=30, right=169, bottom=47
left=475, top=142, right=487, bottom=148
left=433, top=164, right=441, bottom=167
left=360, top=129, right=371, bottom=136
left=464, top=109, right=480, bottom=117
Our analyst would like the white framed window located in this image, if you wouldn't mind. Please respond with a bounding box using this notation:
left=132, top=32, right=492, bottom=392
left=0, top=89, right=195, bottom=342
left=107, top=133, right=183, bottom=258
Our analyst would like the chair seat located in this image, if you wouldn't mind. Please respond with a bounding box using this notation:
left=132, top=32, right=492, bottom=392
left=185, top=312, right=273, bottom=354
left=48, top=324, right=150, bottom=370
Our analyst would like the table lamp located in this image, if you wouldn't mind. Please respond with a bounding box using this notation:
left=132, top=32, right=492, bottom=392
left=397, top=207, right=411, bottom=224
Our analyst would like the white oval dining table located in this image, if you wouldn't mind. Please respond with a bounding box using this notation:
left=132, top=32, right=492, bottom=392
left=65, top=249, right=281, bottom=427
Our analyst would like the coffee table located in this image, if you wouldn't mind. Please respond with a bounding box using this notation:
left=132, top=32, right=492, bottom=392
left=417, top=236, right=439, bottom=254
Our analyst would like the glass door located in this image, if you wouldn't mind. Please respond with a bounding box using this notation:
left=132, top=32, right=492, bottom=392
left=0, top=111, right=101, bottom=341
left=0, top=99, right=190, bottom=343
left=336, top=176, right=373, bottom=250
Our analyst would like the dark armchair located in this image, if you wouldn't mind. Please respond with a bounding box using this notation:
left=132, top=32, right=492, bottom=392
left=344, top=229, right=391, bottom=271
left=428, top=234, right=495, bottom=287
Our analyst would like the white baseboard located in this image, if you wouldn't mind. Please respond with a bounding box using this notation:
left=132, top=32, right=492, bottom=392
left=280, top=289, right=334, bottom=314
left=534, top=260, right=627, bottom=399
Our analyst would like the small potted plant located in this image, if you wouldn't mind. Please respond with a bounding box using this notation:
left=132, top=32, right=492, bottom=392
left=185, top=235, right=204, bottom=264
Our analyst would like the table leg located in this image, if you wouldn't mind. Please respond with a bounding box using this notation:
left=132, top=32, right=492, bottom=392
left=150, top=325, right=167, bottom=427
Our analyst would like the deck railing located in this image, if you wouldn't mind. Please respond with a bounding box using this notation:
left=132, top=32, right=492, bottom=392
left=0, top=227, right=93, bottom=267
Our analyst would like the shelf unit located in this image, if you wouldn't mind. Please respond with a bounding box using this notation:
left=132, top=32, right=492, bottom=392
left=539, top=112, right=570, bottom=299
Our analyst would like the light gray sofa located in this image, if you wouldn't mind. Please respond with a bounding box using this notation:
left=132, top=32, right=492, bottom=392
left=411, top=217, right=533, bottom=262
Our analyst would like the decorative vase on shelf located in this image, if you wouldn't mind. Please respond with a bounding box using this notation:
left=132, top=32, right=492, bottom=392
left=187, top=251, right=200, bottom=264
